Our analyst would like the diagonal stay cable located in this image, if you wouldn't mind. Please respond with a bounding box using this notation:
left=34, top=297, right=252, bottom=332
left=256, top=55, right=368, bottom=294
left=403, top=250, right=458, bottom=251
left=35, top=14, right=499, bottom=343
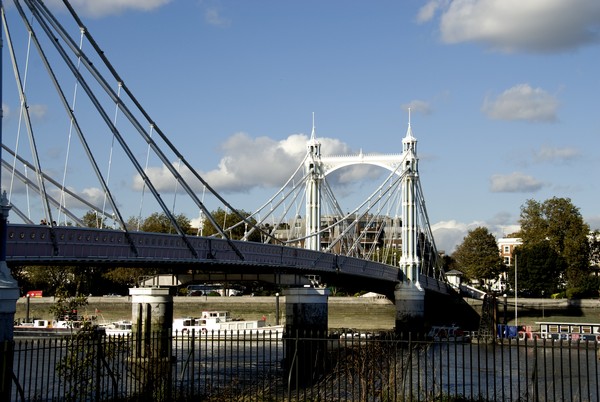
left=2, top=145, right=114, bottom=223
left=1, top=6, right=53, bottom=226
left=23, top=0, right=192, bottom=256
left=1, top=159, right=86, bottom=226
left=12, top=0, right=139, bottom=255
left=55, top=0, right=250, bottom=256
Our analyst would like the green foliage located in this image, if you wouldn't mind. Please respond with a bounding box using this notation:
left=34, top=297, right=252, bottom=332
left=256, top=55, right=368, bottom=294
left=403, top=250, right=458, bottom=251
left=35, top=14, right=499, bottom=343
left=201, top=208, right=262, bottom=241
left=24, top=265, right=115, bottom=296
left=519, top=197, right=591, bottom=295
left=55, top=325, right=125, bottom=401
left=81, top=210, right=106, bottom=228
left=102, top=267, right=154, bottom=288
left=130, top=212, right=193, bottom=234
left=452, top=227, right=504, bottom=282
left=511, top=242, right=565, bottom=296
left=49, top=287, right=89, bottom=321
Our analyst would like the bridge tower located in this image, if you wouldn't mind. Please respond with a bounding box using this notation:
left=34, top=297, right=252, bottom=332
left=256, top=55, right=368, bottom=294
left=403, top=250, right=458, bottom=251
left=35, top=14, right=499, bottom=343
left=304, top=118, right=323, bottom=250
left=399, top=116, right=421, bottom=286
left=303, top=119, right=404, bottom=251
left=302, top=112, right=428, bottom=332
left=394, top=113, right=426, bottom=333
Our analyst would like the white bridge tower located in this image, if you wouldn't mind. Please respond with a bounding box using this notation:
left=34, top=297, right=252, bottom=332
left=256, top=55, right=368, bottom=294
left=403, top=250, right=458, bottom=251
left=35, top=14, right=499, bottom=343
left=304, top=115, right=423, bottom=284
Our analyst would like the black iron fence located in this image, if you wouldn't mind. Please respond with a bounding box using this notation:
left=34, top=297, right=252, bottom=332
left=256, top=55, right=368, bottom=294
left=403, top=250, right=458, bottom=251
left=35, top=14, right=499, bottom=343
left=4, top=330, right=600, bottom=401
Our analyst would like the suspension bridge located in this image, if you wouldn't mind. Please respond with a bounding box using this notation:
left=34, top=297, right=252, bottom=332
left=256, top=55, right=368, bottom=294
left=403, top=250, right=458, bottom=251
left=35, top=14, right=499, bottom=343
left=0, top=1, right=475, bottom=339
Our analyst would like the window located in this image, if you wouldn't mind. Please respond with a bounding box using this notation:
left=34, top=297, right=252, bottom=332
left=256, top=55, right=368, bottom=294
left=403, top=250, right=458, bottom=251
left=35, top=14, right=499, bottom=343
left=504, top=246, right=510, bottom=253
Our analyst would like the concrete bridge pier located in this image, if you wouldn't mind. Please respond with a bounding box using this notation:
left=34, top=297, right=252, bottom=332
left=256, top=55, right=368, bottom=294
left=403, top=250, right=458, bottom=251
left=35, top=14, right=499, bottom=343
left=283, top=287, right=329, bottom=389
left=128, top=287, right=173, bottom=400
left=394, top=281, right=425, bottom=335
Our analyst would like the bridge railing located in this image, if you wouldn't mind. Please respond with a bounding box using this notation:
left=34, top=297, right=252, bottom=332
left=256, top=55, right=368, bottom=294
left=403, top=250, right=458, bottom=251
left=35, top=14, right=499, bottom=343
left=5, top=224, right=402, bottom=282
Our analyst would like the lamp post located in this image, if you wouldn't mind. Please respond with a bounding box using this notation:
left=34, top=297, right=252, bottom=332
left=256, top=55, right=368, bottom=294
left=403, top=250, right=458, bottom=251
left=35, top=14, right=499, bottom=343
left=541, top=290, right=545, bottom=318
left=275, top=293, right=280, bottom=325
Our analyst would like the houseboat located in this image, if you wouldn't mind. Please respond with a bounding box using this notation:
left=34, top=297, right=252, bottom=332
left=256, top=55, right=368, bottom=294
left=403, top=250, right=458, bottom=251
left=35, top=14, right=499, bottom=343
left=537, top=321, right=600, bottom=342
left=426, top=324, right=470, bottom=343
left=101, top=320, right=133, bottom=337
left=173, top=311, right=283, bottom=338
left=14, top=319, right=88, bottom=338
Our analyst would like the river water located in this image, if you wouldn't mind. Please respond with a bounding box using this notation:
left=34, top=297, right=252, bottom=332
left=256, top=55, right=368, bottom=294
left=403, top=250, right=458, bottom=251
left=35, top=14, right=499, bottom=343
left=11, top=335, right=600, bottom=401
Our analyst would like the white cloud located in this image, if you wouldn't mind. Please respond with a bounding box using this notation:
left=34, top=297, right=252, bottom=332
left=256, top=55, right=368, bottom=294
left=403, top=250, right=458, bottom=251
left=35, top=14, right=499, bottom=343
left=401, top=100, right=432, bottom=115
left=432, top=218, right=520, bottom=254
left=133, top=132, right=358, bottom=194
left=204, top=7, right=231, bottom=27
left=482, top=84, right=559, bottom=122
left=490, top=172, right=544, bottom=193
left=45, top=0, right=172, bottom=18
left=417, top=1, right=445, bottom=24
left=588, top=215, right=600, bottom=231
left=533, top=145, right=580, bottom=163
left=2, top=103, right=10, bottom=119
left=28, top=104, right=48, bottom=120
left=423, top=0, right=600, bottom=53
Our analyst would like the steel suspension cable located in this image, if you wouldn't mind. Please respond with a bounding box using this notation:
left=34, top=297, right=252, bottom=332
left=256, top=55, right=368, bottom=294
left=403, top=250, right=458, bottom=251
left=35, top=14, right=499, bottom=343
left=1, top=6, right=54, bottom=225
left=32, top=0, right=234, bottom=257
left=57, top=26, right=84, bottom=226
left=101, top=82, right=122, bottom=229
left=56, top=0, right=256, bottom=244
left=137, top=124, right=154, bottom=231
left=12, top=1, right=138, bottom=254
left=7, top=16, right=32, bottom=209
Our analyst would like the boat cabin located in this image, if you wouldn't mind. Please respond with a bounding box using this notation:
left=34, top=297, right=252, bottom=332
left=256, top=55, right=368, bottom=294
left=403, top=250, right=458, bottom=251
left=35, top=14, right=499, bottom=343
left=537, top=321, right=600, bottom=341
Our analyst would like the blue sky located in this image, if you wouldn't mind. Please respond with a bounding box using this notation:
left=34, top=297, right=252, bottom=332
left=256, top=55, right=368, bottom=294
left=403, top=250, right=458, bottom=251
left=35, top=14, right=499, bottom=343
left=1, top=0, right=599, bottom=253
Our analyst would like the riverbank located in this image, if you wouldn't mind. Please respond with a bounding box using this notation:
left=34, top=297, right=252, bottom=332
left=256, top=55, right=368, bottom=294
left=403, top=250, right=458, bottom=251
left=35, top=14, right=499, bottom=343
left=15, top=295, right=600, bottom=331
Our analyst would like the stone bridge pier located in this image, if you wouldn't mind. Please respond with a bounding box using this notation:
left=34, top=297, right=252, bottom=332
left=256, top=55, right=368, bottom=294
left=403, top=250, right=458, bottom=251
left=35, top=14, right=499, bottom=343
left=128, top=287, right=173, bottom=400
left=282, top=287, right=329, bottom=389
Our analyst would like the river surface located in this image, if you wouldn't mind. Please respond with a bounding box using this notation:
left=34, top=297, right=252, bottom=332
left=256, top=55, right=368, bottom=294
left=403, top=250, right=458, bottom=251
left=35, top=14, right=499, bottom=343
left=11, top=335, right=600, bottom=401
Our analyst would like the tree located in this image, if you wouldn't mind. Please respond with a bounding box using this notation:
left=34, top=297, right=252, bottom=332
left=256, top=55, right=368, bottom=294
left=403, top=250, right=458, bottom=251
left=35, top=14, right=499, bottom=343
left=48, top=286, right=89, bottom=321
left=201, top=208, right=262, bottom=241
left=81, top=210, right=106, bottom=228
left=144, top=212, right=192, bottom=234
left=519, top=197, right=590, bottom=296
left=590, top=230, right=600, bottom=271
left=510, top=242, right=565, bottom=296
left=103, top=267, right=154, bottom=289
left=452, top=227, right=504, bottom=284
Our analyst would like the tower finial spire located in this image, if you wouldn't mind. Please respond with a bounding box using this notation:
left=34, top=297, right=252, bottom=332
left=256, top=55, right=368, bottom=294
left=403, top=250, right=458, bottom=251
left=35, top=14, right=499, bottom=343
left=311, top=112, right=316, bottom=140
left=408, top=107, right=411, bottom=127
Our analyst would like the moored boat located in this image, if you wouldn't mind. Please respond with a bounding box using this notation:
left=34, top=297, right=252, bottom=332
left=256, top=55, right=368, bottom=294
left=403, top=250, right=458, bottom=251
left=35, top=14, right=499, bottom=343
left=427, top=324, right=470, bottom=342
left=14, top=319, right=88, bottom=338
left=173, top=310, right=283, bottom=339
left=537, top=321, right=600, bottom=342
left=100, top=320, right=133, bottom=337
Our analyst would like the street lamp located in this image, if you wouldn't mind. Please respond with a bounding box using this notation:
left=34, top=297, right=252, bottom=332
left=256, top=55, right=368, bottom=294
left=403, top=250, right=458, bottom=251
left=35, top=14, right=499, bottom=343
left=503, top=293, right=508, bottom=325
left=541, top=290, right=545, bottom=318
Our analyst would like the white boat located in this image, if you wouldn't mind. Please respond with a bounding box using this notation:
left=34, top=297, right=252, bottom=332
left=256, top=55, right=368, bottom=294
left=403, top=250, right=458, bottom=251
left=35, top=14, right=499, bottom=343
left=173, top=311, right=283, bottom=338
left=427, top=325, right=470, bottom=342
left=101, top=320, right=133, bottom=337
left=14, top=319, right=90, bottom=338
left=537, top=321, right=600, bottom=342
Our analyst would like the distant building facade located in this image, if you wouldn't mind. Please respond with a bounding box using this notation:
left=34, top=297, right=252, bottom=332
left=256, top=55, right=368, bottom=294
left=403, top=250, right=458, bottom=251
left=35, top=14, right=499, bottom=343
left=497, top=237, right=523, bottom=266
